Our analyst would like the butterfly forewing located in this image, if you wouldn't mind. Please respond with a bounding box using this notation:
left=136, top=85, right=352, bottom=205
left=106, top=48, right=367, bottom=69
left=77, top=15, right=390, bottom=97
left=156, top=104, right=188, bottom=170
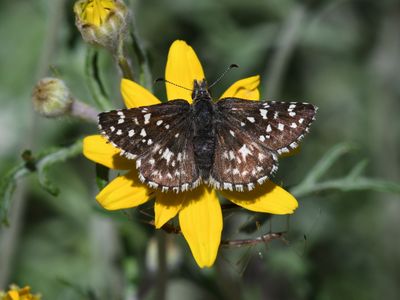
left=98, top=100, right=200, bottom=192
left=216, top=98, right=317, bottom=154
left=210, top=98, right=317, bottom=191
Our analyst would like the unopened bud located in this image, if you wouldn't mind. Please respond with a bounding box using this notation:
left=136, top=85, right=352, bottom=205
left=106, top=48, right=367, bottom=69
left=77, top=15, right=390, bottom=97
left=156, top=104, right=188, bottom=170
left=74, top=0, right=129, bottom=52
left=32, top=78, right=73, bottom=118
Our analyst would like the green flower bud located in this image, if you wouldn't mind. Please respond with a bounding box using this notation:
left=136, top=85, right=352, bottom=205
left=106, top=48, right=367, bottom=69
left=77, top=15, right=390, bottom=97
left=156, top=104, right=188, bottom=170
left=73, top=0, right=129, bottom=52
left=32, top=78, right=73, bottom=118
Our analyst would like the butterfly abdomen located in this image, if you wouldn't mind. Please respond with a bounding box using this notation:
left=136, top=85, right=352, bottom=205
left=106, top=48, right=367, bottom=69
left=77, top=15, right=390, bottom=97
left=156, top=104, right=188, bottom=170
left=192, top=98, right=216, bottom=180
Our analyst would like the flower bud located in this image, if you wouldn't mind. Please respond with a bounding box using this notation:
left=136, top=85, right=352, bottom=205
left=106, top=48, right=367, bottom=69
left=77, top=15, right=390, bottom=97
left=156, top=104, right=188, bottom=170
left=73, top=0, right=129, bottom=52
left=32, top=78, right=73, bottom=118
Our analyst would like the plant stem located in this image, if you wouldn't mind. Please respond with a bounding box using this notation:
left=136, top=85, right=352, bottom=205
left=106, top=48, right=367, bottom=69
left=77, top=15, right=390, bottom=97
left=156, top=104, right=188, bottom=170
left=155, top=232, right=167, bottom=300
left=70, top=99, right=100, bottom=123
left=85, top=48, right=112, bottom=111
left=264, top=5, right=306, bottom=98
left=116, top=38, right=135, bottom=81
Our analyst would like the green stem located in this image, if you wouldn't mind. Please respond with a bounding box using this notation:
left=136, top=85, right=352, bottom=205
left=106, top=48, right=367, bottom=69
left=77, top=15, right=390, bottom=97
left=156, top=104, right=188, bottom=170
left=85, top=48, right=112, bottom=111
left=117, top=37, right=135, bottom=81
left=155, top=232, right=167, bottom=300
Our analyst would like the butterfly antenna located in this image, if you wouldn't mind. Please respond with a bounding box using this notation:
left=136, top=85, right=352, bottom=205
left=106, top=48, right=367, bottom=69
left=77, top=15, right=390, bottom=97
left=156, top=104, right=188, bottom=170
left=155, top=78, right=193, bottom=91
left=208, top=64, right=239, bottom=89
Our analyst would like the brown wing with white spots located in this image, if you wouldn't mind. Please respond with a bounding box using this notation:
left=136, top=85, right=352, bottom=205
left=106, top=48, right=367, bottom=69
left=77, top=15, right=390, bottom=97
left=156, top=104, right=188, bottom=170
left=216, top=98, right=317, bottom=154
left=98, top=100, right=199, bottom=192
left=210, top=98, right=317, bottom=191
left=210, top=117, right=279, bottom=191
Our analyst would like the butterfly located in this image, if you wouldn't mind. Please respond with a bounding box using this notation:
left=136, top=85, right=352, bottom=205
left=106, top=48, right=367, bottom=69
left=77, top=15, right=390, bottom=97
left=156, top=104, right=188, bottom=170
left=98, top=79, right=317, bottom=193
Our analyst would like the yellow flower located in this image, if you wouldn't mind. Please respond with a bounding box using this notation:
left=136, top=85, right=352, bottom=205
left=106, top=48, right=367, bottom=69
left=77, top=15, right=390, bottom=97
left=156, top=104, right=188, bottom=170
left=0, top=285, right=41, bottom=300
left=73, top=0, right=128, bottom=50
left=83, top=40, right=298, bottom=268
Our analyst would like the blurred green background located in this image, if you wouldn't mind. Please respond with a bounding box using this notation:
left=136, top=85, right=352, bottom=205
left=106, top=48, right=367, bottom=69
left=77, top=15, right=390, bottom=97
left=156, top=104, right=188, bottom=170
left=1, top=0, right=400, bottom=299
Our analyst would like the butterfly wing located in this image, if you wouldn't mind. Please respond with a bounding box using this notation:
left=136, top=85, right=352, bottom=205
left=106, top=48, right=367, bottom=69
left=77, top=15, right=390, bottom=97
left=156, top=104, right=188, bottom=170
left=210, top=98, right=317, bottom=191
left=99, top=100, right=200, bottom=192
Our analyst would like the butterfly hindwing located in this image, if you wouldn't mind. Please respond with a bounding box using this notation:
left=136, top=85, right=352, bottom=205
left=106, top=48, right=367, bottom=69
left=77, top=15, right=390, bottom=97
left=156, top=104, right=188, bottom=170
left=98, top=100, right=200, bottom=192
left=210, top=115, right=278, bottom=191
left=210, top=98, right=317, bottom=191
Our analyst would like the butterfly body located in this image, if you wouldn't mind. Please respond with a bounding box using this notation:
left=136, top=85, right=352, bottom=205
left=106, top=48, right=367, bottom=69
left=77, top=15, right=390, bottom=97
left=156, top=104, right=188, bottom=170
left=98, top=80, right=317, bottom=193
left=192, top=80, right=216, bottom=180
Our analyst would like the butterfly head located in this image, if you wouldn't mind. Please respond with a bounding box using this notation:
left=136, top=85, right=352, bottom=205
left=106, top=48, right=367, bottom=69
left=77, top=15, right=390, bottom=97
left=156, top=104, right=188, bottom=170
left=192, top=80, right=212, bottom=102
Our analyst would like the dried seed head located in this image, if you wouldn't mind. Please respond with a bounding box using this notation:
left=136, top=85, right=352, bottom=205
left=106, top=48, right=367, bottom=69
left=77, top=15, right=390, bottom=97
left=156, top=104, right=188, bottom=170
left=32, top=77, right=73, bottom=118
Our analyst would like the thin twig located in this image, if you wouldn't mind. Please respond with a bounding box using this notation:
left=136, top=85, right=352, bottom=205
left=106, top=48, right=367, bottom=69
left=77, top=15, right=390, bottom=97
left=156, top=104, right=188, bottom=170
left=220, top=232, right=287, bottom=248
left=146, top=220, right=287, bottom=249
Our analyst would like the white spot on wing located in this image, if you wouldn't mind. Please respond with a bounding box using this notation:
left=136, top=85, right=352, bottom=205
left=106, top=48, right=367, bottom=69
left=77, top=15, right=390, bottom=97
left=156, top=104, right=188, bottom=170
left=140, top=128, right=147, bottom=137
left=156, top=120, right=163, bottom=126
left=161, top=148, right=174, bottom=164
left=144, top=113, right=151, bottom=124
left=278, top=123, right=284, bottom=131
left=247, top=117, right=255, bottom=123
left=128, top=129, right=135, bottom=137
left=260, top=109, right=268, bottom=119
left=229, top=150, right=235, bottom=161
left=238, top=144, right=251, bottom=161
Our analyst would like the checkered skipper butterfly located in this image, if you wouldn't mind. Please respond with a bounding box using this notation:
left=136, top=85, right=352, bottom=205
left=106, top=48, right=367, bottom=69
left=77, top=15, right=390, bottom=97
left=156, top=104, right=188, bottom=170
left=98, top=80, right=317, bottom=193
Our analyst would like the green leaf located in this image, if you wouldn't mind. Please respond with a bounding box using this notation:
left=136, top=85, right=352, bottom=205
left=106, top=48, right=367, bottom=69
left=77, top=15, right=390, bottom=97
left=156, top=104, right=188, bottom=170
left=95, top=163, right=109, bottom=190
left=0, top=140, right=83, bottom=225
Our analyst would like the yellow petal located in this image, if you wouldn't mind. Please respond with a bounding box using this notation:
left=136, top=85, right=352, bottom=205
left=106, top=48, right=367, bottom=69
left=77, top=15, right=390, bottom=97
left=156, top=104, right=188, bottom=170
left=83, top=135, right=133, bottom=170
left=165, top=40, right=205, bottom=102
left=220, top=181, right=298, bottom=214
left=154, top=192, right=185, bottom=228
left=74, top=0, right=116, bottom=27
left=121, top=78, right=160, bottom=108
left=96, top=170, right=152, bottom=210
left=179, top=187, right=222, bottom=268
left=7, top=290, right=19, bottom=300
left=220, top=75, right=260, bottom=100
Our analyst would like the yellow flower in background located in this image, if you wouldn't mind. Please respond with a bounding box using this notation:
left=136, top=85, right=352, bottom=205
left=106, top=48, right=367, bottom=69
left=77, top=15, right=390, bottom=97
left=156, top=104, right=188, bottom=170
left=83, top=40, right=298, bottom=267
left=73, top=0, right=128, bottom=50
left=0, top=285, right=41, bottom=300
